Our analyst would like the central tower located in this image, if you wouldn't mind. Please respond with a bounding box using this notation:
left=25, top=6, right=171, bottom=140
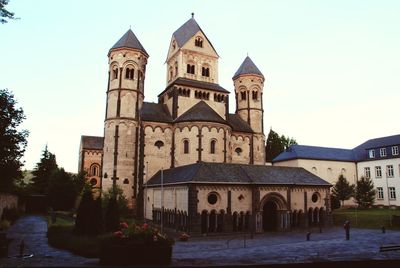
left=102, top=29, right=148, bottom=209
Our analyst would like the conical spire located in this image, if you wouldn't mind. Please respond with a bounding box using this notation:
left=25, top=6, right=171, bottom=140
left=233, top=56, right=264, bottom=79
left=109, top=29, right=148, bottom=56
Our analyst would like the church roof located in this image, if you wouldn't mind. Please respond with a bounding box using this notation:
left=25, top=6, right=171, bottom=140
left=160, top=78, right=229, bottom=97
left=233, top=56, right=264, bottom=80
left=110, top=29, right=148, bottom=56
left=172, top=17, right=218, bottom=56
left=146, top=162, right=331, bottom=187
left=141, top=102, right=173, bottom=123
left=175, top=101, right=226, bottom=124
left=80, top=136, right=103, bottom=150
left=227, top=114, right=253, bottom=133
left=273, top=145, right=355, bottom=163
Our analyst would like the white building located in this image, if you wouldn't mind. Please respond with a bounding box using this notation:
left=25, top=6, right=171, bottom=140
left=273, top=134, right=400, bottom=207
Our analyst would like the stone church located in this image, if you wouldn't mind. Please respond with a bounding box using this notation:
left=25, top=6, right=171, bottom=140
left=79, top=15, right=331, bottom=233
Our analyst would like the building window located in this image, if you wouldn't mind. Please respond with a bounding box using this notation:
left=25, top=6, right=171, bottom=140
left=154, top=140, right=164, bottom=149
left=89, top=178, right=97, bottom=186
left=123, top=178, right=129, bottom=184
left=369, top=149, right=375, bottom=158
left=392, top=146, right=399, bottom=156
left=125, top=67, right=134, bottom=79
left=389, top=187, right=396, bottom=200
left=112, top=67, right=118, bottom=80
left=240, top=91, right=246, bottom=100
left=364, top=167, right=371, bottom=179
left=195, top=36, right=203, bottom=47
left=375, top=166, right=382, bottom=178
left=201, top=67, right=210, bottom=77
left=235, top=147, right=242, bottom=156
left=377, top=187, right=384, bottom=199
left=311, top=192, right=319, bottom=203
left=183, top=140, right=189, bottom=154
left=252, top=91, right=258, bottom=100
left=210, top=140, right=216, bottom=154
left=387, top=165, right=394, bottom=178
left=90, top=164, right=99, bottom=176
left=380, top=148, right=387, bottom=157
left=207, top=192, right=218, bottom=205
left=186, top=64, right=195, bottom=74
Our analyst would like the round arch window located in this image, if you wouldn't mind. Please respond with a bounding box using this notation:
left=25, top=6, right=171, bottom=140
left=89, top=178, right=97, bottom=186
left=207, top=192, right=218, bottom=205
left=311, top=192, right=319, bottom=203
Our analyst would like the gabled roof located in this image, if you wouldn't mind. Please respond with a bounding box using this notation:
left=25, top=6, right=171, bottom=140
left=172, top=17, right=218, bottom=56
left=233, top=56, right=264, bottom=80
left=159, top=78, right=229, bottom=97
left=175, top=101, right=226, bottom=124
left=110, top=29, right=148, bottom=56
left=81, top=136, right=103, bottom=150
left=273, top=145, right=355, bottom=163
left=227, top=114, right=253, bottom=133
left=141, top=102, right=173, bottom=123
left=146, top=162, right=331, bottom=187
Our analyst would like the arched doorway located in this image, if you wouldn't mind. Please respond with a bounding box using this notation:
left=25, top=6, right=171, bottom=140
left=262, top=201, right=278, bottom=231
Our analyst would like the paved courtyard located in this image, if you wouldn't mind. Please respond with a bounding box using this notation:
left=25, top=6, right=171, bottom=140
left=1, top=215, right=400, bottom=267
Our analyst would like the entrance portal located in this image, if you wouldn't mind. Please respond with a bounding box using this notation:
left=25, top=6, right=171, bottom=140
left=262, top=201, right=278, bottom=231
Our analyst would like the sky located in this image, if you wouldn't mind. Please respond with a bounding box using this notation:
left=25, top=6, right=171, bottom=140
left=1, top=0, right=399, bottom=173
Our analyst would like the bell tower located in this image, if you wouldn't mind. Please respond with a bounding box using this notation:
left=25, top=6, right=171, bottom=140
left=233, top=56, right=265, bottom=164
left=102, top=29, right=148, bottom=209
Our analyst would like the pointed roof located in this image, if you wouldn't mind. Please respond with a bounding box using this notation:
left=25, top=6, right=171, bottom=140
left=233, top=56, right=264, bottom=80
left=174, top=101, right=226, bottom=124
left=172, top=17, right=218, bottom=56
left=109, top=29, right=148, bottom=56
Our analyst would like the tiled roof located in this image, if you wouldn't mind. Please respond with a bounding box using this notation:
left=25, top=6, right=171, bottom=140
left=110, top=29, right=148, bottom=56
left=161, top=78, right=229, bottom=97
left=172, top=17, right=218, bottom=56
left=141, top=102, right=173, bottom=123
left=81, top=136, right=103, bottom=150
left=175, top=101, right=226, bottom=124
left=353, top=134, right=400, bottom=161
left=146, top=162, right=331, bottom=187
left=273, top=145, right=355, bottom=163
left=227, top=114, right=253, bottom=133
left=233, top=56, right=264, bottom=80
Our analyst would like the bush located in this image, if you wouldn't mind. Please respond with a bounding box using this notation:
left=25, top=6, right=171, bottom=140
left=74, top=187, right=102, bottom=236
left=104, top=197, right=119, bottom=232
left=331, top=195, right=341, bottom=210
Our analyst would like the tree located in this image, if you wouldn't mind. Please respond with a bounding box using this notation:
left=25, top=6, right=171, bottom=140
left=1, top=0, right=18, bottom=24
left=331, top=175, right=355, bottom=207
left=0, top=89, right=28, bottom=193
left=75, top=185, right=95, bottom=235
left=31, top=146, right=58, bottom=194
left=265, top=129, right=297, bottom=162
left=47, top=168, right=77, bottom=210
left=355, top=176, right=376, bottom=208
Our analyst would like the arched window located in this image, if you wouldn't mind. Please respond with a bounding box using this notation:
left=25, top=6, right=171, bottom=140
left=190, top=65, right=195, bottom=74
left=201, top=67, right=210, bottom=77
left=90, top=164, right=100, bottom=176
left=252, top=91, right=258, bottom=100
left=210, top=140, right=216, bottom=154
left=183, top=140, right=189, bottom=154
left=195, top=36, right=203, bottom=47
left=235, top=147, right=242, bottom=156
left=240, top=91, right=246, bottom=100
left=112, top=66, right=118, bottom=80
left=125, top=67, right=134, bottom=79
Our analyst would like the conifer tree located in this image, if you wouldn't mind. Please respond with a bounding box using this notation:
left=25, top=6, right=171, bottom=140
left=355, top=176, right=376, bottom=208
left=265, top=129, right=297, bottom=162
left=31, top=145, right=58, bottom=194
left=331, top=175, right=355, bottom=207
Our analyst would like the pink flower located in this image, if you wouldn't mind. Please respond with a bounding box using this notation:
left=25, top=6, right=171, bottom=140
left=113, top=231, right=124, bottom=238
left=119, top=222, right=128, bottom=229
left=142, top=223, right=149, bottom=230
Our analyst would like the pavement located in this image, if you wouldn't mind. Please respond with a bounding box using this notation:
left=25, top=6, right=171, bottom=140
left=1, top=215, right=400, bottom=267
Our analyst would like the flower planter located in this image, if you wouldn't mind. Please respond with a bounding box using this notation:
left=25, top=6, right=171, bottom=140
left=100, top=242, right=172, bottom=265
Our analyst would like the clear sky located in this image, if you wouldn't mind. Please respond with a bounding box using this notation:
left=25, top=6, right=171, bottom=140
left=1, top=0, right=399, bottom=173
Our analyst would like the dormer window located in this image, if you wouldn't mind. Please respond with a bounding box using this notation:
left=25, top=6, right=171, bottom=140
left=195, top=36, right=203, bottom=47
left=369, top=149, right=375, bottom=158
left=380, top=148, right=387, bottom=157
left=392, top=146, right=399, bottom=156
